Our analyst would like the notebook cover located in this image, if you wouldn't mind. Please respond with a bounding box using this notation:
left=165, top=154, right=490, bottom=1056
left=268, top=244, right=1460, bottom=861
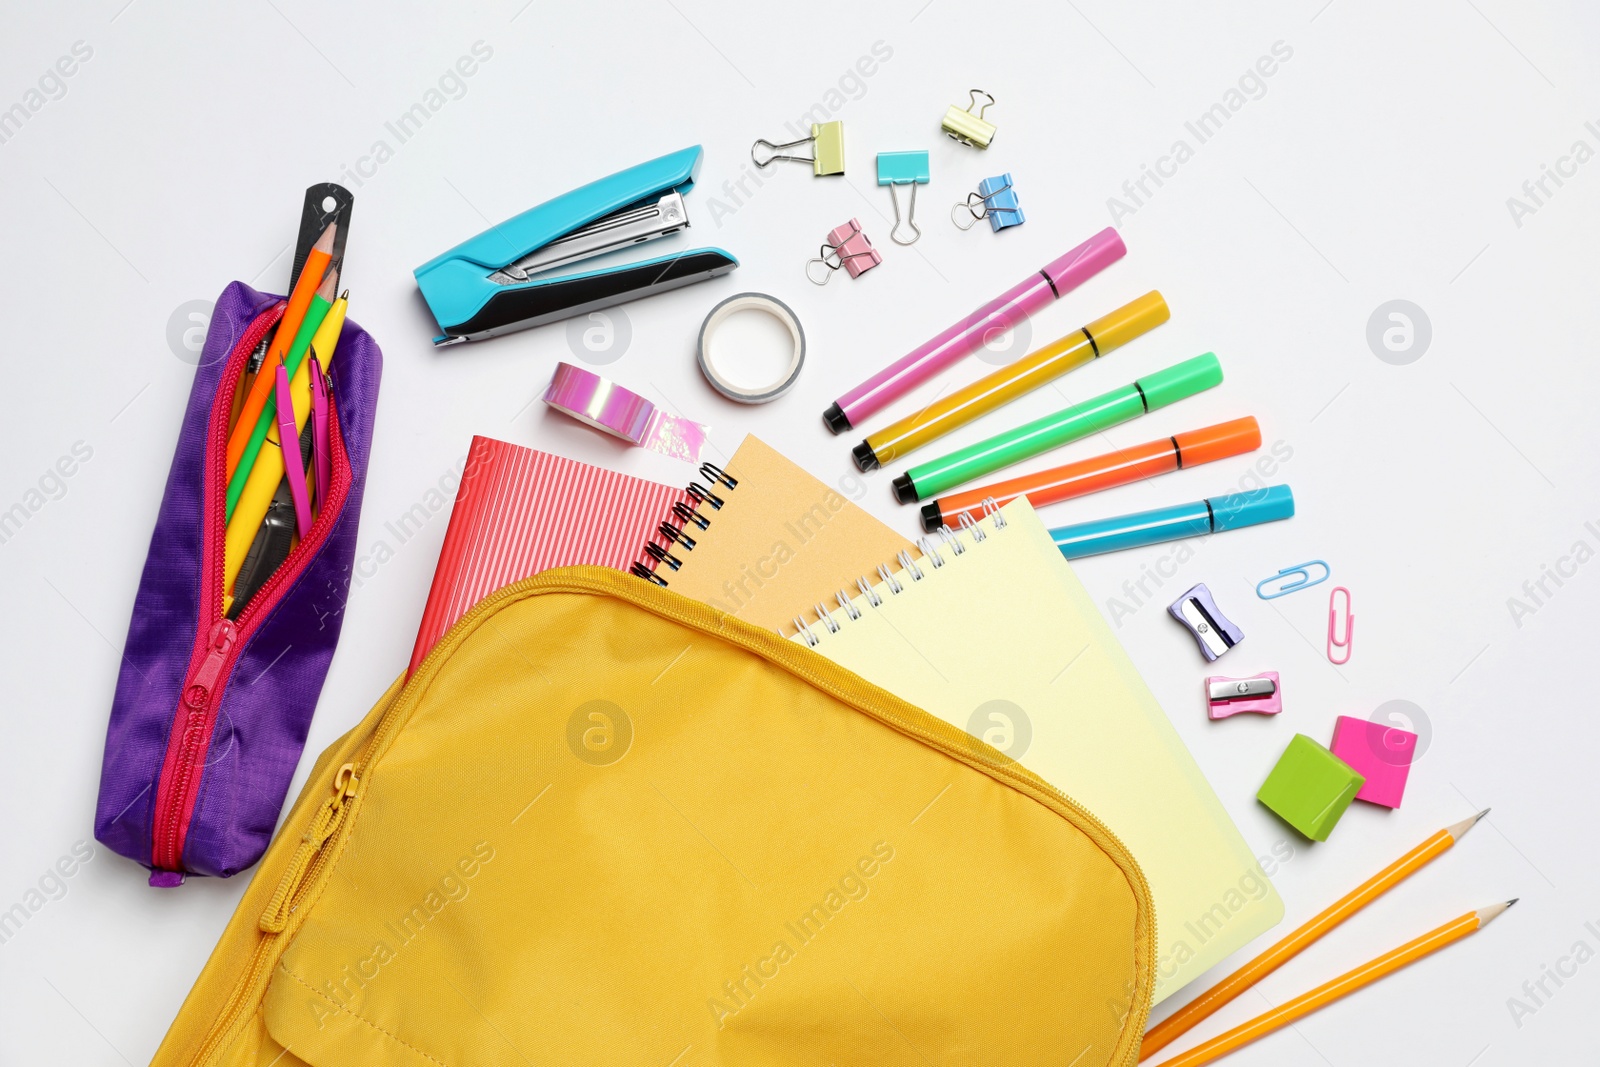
left=793, top=497, right=1283, bottom=1002
left=654, top=435, right=912, bottom=633
left=408, top=436, right=688, bottom=673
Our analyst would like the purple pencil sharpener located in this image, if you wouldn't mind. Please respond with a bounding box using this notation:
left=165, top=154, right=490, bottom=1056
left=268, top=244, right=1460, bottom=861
left=1168, top=582, right=1244, bottom=662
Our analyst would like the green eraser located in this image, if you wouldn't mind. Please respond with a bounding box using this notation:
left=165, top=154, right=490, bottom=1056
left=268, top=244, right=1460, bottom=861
left=1257, top=734, right=1365, bottom=842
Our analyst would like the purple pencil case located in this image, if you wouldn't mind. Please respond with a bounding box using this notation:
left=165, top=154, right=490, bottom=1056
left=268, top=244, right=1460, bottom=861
left=95, top=281, right=382, bottom=886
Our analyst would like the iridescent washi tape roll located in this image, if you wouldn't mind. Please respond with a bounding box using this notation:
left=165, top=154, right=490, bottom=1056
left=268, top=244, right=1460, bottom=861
left=543, top=362, right=710, bottom=463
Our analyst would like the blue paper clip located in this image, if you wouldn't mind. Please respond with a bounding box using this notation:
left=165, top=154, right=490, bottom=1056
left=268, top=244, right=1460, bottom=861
left=1255, top=560, right=1330, bottom=599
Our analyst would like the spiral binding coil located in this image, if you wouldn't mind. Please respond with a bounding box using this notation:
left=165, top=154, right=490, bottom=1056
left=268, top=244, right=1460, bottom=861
left=629, top=462, right=739, bottom=585
left=793, top=497, right=1008, bottom=647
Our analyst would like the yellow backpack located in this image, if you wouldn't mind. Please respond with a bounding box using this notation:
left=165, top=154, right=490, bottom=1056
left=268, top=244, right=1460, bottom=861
left=154, top=568, right=1154, bottom=1066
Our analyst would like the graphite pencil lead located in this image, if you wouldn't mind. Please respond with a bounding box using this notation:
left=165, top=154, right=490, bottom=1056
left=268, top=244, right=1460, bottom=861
left=1444, top=808, right=1490, bottom=841
left=1477, top=899, right=1517, bottom=925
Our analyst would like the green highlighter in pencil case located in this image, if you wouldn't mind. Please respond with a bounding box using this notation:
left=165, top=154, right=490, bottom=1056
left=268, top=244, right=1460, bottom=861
left=225, top=276, right=334, bottom=517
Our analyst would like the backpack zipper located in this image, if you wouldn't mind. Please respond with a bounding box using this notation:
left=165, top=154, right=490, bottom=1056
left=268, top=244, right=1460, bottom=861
left=149, top=303, right=354, bottom=881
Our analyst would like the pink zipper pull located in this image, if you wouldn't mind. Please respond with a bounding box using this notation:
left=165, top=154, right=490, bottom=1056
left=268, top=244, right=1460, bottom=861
left=183, top=620, right=237, bottom=711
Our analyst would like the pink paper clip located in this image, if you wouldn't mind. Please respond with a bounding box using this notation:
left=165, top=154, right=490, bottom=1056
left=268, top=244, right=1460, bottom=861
left=1327, top=586, right=1353, bottom=664
left=807, top=218, right=882, bottom=285
left=1205, top=672, right=1281, bottom=719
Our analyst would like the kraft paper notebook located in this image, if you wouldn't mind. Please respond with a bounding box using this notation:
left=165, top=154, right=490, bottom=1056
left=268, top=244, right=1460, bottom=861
left=635, top=435, right=912, bottom=633
left=791, top=496, right=1283, bottom=1002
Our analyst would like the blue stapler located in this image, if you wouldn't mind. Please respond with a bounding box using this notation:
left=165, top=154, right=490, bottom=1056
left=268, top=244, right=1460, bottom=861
left=414, top=146, right=738, bottom=345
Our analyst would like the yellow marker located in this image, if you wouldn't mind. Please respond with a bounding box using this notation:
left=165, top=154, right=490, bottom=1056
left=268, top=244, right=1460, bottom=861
left=851, top=291, right=1169, bottom=472
left=223, top=292, right=349, bottom=609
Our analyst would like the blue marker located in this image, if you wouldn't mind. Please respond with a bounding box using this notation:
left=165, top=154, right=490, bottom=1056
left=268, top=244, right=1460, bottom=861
left=1049, top=486, right=1295, bottom=559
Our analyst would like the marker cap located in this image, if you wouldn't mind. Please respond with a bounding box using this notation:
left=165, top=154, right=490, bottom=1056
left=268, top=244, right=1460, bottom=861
left=1210, top=485, right=1295, bottom=532
left=1174, top=417, right=1261, bottom=467
left=1042, top=227, right=1127, bottom=294
left=1085, top=291, right=1169, bottom=353
left=1138, top=353, right=1223, bottom=411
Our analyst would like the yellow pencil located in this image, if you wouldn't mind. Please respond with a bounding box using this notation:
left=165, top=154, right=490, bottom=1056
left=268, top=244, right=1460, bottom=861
left=1141, top=809, right=1488, bottom=1060
left=222, top=290, right=349, bottom=613
left=1149, top=900, right=1514, bottom=1067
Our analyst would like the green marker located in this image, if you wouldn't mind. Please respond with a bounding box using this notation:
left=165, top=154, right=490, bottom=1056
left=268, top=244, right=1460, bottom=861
left=225, top=279, right=335, bottom=519
left=891, top=353, right=1224, bottom=503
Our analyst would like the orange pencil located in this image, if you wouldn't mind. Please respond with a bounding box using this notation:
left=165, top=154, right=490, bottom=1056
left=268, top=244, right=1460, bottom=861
left=1149, top=900, right=1515, bottom=1067
left=1141, top=810, right=1488, bottom=1060
left=226, top=222, right=336, bottom=477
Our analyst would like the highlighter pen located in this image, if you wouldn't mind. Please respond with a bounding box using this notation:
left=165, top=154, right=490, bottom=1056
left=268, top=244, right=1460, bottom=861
left=1050, top=484, right=1294, bottom=559
left=274, top=365, right=313, bottom=537
left=852, top=291, right=1168, bottom=471
left=310, top=354, right=329, bottom=515
left=227, top=223, right=335, bottom=476
left=892, top=352, right=1223, bottom=503
left=222, top=289, right=349, bottom=604
left=919, top=416, right=1261, bottom=531
left=823, top=227, right=1126, bottom=434
left=225, top=275, right=339, bottom=518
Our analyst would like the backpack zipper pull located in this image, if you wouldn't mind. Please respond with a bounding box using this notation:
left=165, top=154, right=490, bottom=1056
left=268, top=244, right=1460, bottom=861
left=259, top=763, right=363, bottom=933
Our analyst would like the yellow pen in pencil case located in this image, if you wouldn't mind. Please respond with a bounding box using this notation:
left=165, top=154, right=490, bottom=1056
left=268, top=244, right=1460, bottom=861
left=224, top=291, right=348, bottom=609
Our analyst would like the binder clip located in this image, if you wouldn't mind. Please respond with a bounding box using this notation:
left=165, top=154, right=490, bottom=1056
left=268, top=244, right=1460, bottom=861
left=941, top=89, right=998, bottom=149
left=1169, top=583, right=1243, bottom=662
left=413, top=146, right=738, bottom=345
left=877, top=151, right=930, bottom=245
left=1256, top=560, right=1330, bottom=599
left=952, top=173, right=1024, bottom=232
left=1206, top=672, right=1281, bottom=720
left=751, top=121, right=845, bottom=176
left=806, top=219, right=881, bottom=285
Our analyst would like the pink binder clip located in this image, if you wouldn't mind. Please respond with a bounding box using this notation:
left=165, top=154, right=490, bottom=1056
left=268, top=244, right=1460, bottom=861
left=1205, top=672, right=1281, bottom=720
left=1326, top=586, right=1353, bottom=665
left=807, top=218, right=882, bottom=285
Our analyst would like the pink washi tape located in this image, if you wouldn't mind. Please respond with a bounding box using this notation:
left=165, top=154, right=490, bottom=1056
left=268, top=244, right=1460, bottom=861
left=543, top=362, right=710, bottom=463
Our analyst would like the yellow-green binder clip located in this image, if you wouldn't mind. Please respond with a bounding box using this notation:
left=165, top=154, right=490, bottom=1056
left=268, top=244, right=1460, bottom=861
left=942, top=89, right=998, bottom=149
left=752, top=121, right=845, bottom=176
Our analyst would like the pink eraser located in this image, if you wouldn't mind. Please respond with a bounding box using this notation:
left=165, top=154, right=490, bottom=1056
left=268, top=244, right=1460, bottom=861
left=1328, top=715, right=1416, bottom=808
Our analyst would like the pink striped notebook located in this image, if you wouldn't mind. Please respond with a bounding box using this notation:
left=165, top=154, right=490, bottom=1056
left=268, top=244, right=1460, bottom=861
left=408, top=436, right=689, bottom=674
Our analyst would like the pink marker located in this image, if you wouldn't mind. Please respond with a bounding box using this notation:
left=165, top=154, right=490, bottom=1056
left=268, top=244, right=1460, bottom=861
left=822, top=226, right=1126, bottom=434
left=309, top=355, right=330, bottom=514
left=274, top=364, right=314, bottom=537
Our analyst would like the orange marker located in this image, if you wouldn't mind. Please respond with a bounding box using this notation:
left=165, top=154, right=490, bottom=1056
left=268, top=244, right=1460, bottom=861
left=226, top=222, right=336, bottom=477
left=919, top=417, right=1261, bottom=532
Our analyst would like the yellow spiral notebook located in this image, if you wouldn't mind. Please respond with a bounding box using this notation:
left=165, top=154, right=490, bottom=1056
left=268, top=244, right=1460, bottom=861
left=791, top=497, right=1283, bottom=1002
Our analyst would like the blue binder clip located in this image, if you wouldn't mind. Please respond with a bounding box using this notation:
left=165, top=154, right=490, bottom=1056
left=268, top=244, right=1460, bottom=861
left=952, top=173, right=1024, bottom=233
left=877, top=151, right=931, bottom=245
left=414, top=146, right=739, bottom=346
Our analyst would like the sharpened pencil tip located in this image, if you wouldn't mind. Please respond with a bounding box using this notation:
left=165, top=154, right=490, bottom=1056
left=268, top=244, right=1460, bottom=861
left=1477, top=899, right=1517, bottom=925
left=1444, top=808, right=1490, bottom=842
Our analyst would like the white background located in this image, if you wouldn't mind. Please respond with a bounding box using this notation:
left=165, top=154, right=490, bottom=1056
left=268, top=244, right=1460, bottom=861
left=3, top=1, right=1599, bottom=1063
